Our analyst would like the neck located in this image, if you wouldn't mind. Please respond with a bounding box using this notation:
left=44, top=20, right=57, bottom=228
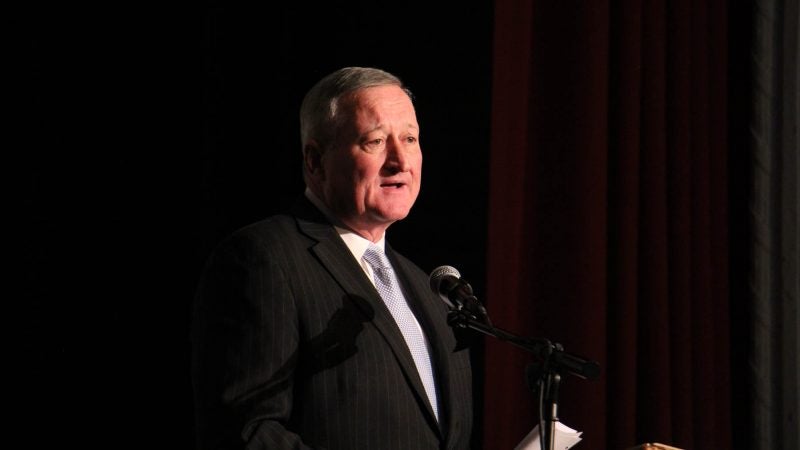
left=304, top=187, right=389, bottom=243
left=339, top=221, right=389, bottom=243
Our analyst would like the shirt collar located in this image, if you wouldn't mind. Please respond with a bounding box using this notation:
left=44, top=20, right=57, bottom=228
left=304, top=188, right=386, bottom=261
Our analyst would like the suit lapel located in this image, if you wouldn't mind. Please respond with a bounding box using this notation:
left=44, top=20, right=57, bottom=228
left=291, top=199, right=442, bottom=435
left=387, top=246, right=458, bottom=439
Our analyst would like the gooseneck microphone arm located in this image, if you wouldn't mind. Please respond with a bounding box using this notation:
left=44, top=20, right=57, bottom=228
left=444, top=300, right=600, bottom=380
left=429, top=266, right=600, bottom=380
left=429, top=266, right=600, bottom=450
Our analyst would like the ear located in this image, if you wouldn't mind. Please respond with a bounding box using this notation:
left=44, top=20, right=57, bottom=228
left=303, top=140, right=324, bottom=180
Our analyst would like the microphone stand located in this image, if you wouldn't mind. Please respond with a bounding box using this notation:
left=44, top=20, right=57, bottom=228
left=447, top=306, right=599, bottom=450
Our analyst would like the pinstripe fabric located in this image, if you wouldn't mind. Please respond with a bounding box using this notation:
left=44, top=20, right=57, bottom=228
left=363, top=243, right=440, bottom=421
left=192, top=197, right=473, bottom=450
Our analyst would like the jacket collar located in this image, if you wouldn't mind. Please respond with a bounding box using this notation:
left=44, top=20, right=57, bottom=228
left=290, top=196, right=446, bottom=436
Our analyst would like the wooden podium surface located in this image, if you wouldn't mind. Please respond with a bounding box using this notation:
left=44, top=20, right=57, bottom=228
left=629, top=444, right=684, bottom=450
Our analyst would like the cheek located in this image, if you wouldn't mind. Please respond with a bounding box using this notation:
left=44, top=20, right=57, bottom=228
left=356, top=158, right=384, bottom=184
left=327, top=154, right=361, bottom=185
left=414, top=156, right=423, bottom=185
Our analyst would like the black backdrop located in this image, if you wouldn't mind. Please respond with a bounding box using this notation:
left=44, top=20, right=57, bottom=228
left=26, top=3, right=492, bottom=448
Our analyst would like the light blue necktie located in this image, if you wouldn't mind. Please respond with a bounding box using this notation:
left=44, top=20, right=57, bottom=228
left=363, top=243, right=439, bottom=421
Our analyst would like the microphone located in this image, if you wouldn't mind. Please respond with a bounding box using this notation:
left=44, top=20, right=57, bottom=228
left=430, top=267, right=600, bottom=379
left=429, top=266, right=491, bottom=324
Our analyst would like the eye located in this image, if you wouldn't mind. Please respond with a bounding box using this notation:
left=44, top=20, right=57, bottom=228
left=405, top=136, right=418, bottom=144
left=362, top=138, right=385, bottom=152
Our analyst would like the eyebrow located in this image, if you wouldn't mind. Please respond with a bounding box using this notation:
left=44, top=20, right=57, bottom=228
left=362, top=123, right=419, bottom=134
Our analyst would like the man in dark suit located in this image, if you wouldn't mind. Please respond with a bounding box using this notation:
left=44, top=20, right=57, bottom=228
left=192, top=67, right=473, bottom=449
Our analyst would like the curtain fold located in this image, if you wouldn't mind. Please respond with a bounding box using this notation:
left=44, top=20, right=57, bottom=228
left=484, top=2, right=731, bottom=449
left=749, top=0, right=800, bottom=449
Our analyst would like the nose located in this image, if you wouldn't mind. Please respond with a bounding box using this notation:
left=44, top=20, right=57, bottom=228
left=383, top=136, right=411, bottom=173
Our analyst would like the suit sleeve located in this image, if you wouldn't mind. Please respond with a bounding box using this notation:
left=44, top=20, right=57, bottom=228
left=191, top=234, right=318, bottom=450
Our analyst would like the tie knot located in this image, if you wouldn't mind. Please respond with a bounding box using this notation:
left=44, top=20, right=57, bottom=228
left=363, top=244, right=391, bottom=270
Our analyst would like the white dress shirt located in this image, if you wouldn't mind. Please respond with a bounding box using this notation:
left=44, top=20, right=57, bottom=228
left=304, top=188, right=427, bottom=335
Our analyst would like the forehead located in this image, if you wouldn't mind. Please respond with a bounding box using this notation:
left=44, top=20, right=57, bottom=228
left=343, top=85, right=417, bottom=121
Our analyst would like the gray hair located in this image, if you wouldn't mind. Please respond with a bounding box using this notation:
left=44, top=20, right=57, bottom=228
left=299, top=67, right=412, bottom=151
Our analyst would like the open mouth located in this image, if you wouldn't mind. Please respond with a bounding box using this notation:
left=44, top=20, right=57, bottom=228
left=381, top=183, right=404, bottom=189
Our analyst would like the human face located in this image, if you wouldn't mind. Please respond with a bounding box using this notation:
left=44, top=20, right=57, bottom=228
left=316, top=85, right=422, bottom=239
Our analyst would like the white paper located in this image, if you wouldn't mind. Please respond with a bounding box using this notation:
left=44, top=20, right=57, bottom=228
left=514, top=422, right=583, bottom=450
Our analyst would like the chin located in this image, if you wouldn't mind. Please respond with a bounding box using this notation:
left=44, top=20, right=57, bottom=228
left=370, top=206, right=412, bottom=223
left=384, top=209, right=412, bottom=222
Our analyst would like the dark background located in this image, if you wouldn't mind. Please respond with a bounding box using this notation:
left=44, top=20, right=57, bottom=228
left=27, top=3, right=493, bottom=448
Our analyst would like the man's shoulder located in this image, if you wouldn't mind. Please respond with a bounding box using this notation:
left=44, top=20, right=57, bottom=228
left=234, top=214, right=297, bottom=238
left=389, top=247, right=430, bottom=282
left=212, top=213, right=310, bottom=260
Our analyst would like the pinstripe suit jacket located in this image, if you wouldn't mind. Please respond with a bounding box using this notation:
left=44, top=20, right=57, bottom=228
left=192, top=198, right=473, bottom=449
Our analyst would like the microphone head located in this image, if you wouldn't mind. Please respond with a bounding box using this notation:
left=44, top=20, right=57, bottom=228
left=429, top=265, right=461, bottom=294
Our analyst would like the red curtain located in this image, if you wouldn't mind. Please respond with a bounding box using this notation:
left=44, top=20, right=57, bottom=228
left=483, top=1, right=731, bottom=449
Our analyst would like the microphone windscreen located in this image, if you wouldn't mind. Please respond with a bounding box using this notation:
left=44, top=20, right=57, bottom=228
left=429, top=265, right=461, bottom=294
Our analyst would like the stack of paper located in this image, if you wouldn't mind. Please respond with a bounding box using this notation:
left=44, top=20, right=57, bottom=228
left=628, top=444, right=684, bottom=450
left=514, top=422, right=583, bottom=450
